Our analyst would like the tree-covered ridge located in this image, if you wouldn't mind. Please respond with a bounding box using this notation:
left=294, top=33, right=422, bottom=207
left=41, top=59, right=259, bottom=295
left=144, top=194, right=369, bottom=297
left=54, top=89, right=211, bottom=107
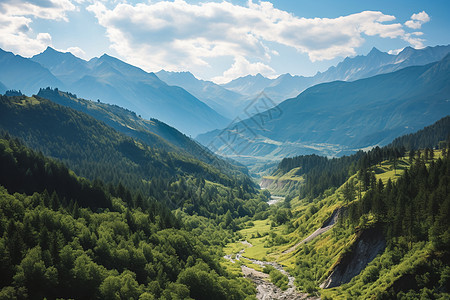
left=0, top=136, right=256, bottom=299
left=389, top=115, right=450, bottom=150
left=0, top=94, right=258, bottom=218
left=36, top=87, right=249, bottom=179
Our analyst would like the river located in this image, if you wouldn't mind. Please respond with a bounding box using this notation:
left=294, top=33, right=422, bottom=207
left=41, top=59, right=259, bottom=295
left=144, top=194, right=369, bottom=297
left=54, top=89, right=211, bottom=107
left=224, top=241, right=320, bottom=300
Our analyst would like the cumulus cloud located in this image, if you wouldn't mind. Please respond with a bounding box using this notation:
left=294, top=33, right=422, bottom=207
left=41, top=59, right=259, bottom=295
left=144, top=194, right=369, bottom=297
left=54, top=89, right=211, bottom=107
left=405, top=11, right=430, bottom=29
left=87, top=1, right=428, bottom=81
left=212, top=56, right=276, bottom=84
left=0, top=0, right=76, bottom=56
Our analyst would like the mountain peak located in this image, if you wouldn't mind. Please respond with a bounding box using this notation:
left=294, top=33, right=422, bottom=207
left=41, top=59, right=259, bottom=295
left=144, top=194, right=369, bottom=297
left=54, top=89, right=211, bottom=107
left=35, top=46, right=78, bottom=60
left=368, top=47, right=383, bottom=56
left=99, top=53, right=115, bottom=60
left=44, top=46, right=57, bottom=53
left=399, top=46, right=416, bottom=55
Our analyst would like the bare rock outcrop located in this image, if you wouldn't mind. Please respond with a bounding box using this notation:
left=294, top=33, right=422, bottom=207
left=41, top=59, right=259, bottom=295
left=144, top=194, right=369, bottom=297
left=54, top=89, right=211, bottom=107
left=321, top=226, right=386, bottom=289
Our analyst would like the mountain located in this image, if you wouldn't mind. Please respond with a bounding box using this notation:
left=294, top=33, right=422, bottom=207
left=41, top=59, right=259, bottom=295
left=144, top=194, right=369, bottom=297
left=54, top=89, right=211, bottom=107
left=0, top=48, right=64, bottom=95
left=198, top=54, right=450, bottom=165
left=31, top=46, right=89, bottom=83
left=36, top=87, right=248, bottom=176
left=315, top=45, right=450, bottom=82
left=0, top=94, right=256, bottom=208
left=220, top=45, right=450, bottom=104
left=156, top=70, right=249, bottom=119
left=263, top=73, right=315, bottom=102
left=27, top=47, right=230, bottom=136
left=222, top=73, right=273, bottom=96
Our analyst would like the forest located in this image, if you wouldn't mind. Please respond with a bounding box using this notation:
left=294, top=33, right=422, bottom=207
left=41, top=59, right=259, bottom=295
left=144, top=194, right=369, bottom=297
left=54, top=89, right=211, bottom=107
left=0, top=134, right=257, bottom=299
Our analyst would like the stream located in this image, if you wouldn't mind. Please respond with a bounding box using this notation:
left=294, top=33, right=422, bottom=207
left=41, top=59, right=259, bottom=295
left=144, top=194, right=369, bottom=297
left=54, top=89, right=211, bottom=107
left=267, top=195, right=285, bottom=205
left=224, top=241, right=320, bottom=300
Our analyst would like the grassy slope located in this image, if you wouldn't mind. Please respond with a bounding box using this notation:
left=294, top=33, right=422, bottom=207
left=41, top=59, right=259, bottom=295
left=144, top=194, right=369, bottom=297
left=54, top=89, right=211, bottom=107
left=261, top=167, right=304, bottom=196
left=223, top=151, right=444, bottom=297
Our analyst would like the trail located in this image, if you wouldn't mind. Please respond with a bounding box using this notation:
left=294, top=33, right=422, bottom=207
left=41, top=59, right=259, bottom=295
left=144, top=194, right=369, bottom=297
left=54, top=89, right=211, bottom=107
left=283, top=208, right=340, bottom=254
left=224, top=241, right=319, bottom=300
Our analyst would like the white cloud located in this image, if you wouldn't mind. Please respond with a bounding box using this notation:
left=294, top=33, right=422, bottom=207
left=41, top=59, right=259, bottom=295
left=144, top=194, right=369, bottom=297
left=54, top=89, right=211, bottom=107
left=405, top=11, right=430, bottom=29
left=64, top=46, right=86, bottom=58
left=411, top=11, right=430, bottom=23
left=212, top=56, right=276, bottom=84
left=0, top=0, right=77, bottom=56
left=403, top=33, right=425, bottom=49
left=88, top=1, right=428, bottom=81
left=388, top=48, right=404, bottom=55
left=1, top=0, right=76, bottom=21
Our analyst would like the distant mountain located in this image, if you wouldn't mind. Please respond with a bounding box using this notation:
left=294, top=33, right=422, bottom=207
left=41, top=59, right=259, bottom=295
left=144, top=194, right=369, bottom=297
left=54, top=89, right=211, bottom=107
left=222, top=73, right=273, bottom=96
left=0, top=48, right=64, bottom=95
left=156, top=70, right=249, bottom=119
left=220, top=45, right=450, bottom=103
left=314, top=45, right=450, bottom=82
left=31, top=46, right=90, bottom=83
left=28, top=47, right=230, bottom=136
left=198, top=54, right=450, bottom=165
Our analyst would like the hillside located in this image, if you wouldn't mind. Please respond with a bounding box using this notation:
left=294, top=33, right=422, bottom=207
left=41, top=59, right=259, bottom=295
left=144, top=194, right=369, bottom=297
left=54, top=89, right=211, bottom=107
left=0, top=135, right=256, bottom=299
left=33, top=48, right=230, bottom=136
left=0, top=94, right=258, bottom=219
left=36, top=87, right=247, bottom=177
left=221, top=120, right=450, bottom=299
left=198, top=55, right=450, bottom=165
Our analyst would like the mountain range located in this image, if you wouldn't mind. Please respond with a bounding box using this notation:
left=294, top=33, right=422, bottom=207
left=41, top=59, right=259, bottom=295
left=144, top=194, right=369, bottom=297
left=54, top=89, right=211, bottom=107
left=197, top=54, right=450, bottom=165
left=155, top=45, right=450, bottom=119
left=1, top=44, right=449, bottom=142
left=0, top=47, right=229, bottom=136
left=221, top=45, right=450, bottom=103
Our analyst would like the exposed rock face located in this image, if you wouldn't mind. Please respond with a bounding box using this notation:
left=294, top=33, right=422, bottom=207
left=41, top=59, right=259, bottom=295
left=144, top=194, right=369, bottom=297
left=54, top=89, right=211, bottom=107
left=321, top=226, right=386, bottom=289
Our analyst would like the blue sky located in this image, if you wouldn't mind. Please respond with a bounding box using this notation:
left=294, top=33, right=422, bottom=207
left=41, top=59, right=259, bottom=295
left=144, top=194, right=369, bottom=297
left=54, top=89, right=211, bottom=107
left=1, top=0, right=449, bottom=83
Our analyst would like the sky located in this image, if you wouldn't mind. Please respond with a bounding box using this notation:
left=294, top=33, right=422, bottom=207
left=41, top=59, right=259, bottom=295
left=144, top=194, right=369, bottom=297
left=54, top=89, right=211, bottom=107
left=1, top=0, right=449, bottom=84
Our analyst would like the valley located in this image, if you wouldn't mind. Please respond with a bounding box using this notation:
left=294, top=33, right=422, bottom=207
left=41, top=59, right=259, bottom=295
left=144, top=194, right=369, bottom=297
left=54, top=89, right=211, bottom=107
left=0, top=29, right=449, bottom=299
